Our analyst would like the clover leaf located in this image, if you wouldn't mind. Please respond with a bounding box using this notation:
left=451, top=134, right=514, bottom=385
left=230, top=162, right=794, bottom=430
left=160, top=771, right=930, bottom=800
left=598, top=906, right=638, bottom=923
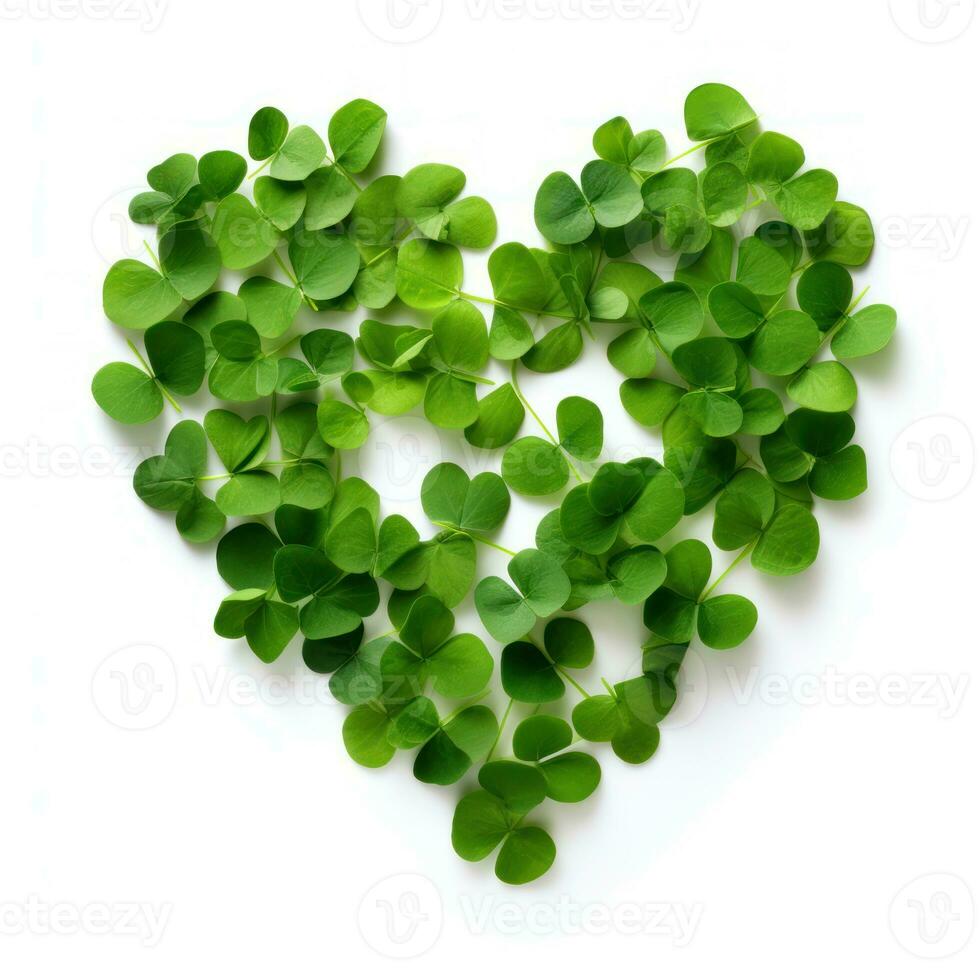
left=475, top=549, right=572, bottom=644
left=559, top=459, right=685, bottom=555
left=93, top=321, right=205, bottom=424
left=452, top=773, right=556, bottom=884
left=643, top=540, right=758, bottom=650
left=500, top=617, right=594, bottom=704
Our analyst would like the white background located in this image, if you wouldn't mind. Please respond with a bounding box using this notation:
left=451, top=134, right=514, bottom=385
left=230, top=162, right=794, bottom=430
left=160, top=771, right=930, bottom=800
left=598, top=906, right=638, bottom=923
left=4, top=0, right=979, bottom=975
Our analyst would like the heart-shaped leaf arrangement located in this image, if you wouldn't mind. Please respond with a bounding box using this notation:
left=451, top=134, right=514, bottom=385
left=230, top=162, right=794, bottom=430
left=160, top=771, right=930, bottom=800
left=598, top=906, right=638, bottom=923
left=95, top=85, right=895, bottom=885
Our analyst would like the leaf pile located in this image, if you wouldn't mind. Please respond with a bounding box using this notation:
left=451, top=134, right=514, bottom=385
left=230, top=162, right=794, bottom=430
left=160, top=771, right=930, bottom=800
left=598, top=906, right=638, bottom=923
left=95, top=86, right=894, bottom=885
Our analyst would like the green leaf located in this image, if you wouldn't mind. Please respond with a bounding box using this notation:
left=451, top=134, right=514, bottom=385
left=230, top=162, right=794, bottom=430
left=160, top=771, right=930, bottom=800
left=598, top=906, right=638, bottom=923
left=809, top=444, right=868, bottom=500
left=804, top=201, right=875, bottom=267
left=638, top=282, right=703, bottom=352
left=328, top=98, right=387, bottom=173
left=248, top=107, right=288, bottom=161
left=465, top=383, right=525, bottom=449
left=102, top=259, right=181, bottom=330
left=501, top=641, right=566, bottom=704
left=620, top=378, right=686, bottom=427
left=787, top=360, right=858, bottom=412
left=539, top=752, right=601, bottom=803
left=556, top=397, right=603, bottom=461
left=343, top=705, right=396, bottom=769
left=697, top=595, right=758, bottom=650
left=239, top=277, right=302, bottom=339
left=797, top=261, right=854, bottom=330
left=737, top=237, right=791, bottom=298
left=217, top=522, right=280, bottom=590
left=432, top=300, right=489, bottom=373
left=288, top=231, right=360, bottom=301
left=832, top=305, right=897, bottom=359
left=198, top=150, right=246, bottom=201
left=713, top=470, right=775, bottom=551
left=702, top=162, right=748, bottom=226
left=581, top=159, right=642, bottom=228
left=544, top=617, right=594, bottom=668
left=92, top=362, right=164, bottom=424
left=502, top=437, right=569, bottom=496
left=534, top=172, right=595, bottom=245
left=421, top=463, right=510, bottom=534
left=752, top=503, right=820, bottom=576
left=475, top=549, right=571, bottom=644
left=684, top=83, right=757, bottom=141
left=495, top=828, right=556, bottom=886
left=396, top=239, right=463, bottom=310
left=317, top=399, right=369, bottom=450
left=254, top=176, right=306, bottom=231
left=749, top=310, right=821, bottom=376
left=513, top=715, right=574, bottom=762
left=708, top=281, right=765, bottom=339
left=608, top=547, right=668, bottom=604
left=269, top=125, right=326, bottom=181
left=424, top=372, right=479, bottom=429
left=212, top=194, right=278, bottom=270
left=593, top=116, right=633, bottom=164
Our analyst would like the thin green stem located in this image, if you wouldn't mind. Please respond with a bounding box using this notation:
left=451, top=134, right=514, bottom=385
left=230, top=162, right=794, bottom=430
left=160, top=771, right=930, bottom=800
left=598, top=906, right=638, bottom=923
left=661, top=140, right=711, bottom=168
left=557, top=667, right=590, bottom=699
left=247, top=158, right=271, bottom=180
left=457, top=291, right=575, bottom=323
left=701, top=542, right=755, bottom=602
left=197, top=472, right=234, bottom=482
left=142, top=240, right=162, bottom=273
left=272, top=250, right=298, bottom=286
left=433, top=522, right=517, bottom=558
left=485, top=698, right=514, bottom=763
left=126, top=338, right=153, bottom=375
left=451, top=370, right=496, bottom=387
left=442, top=690, right=491, bottom=726
left=509, top=362, right=585, bottom=483
left=601, top=677, right=617, bottom=699
left=267, top=333, right=301, bottom=357
left=156, top=383, right=183, bottom=414
left=272, top=251, right=317, bottom=311
left=127, top=339, right=182, bottom=412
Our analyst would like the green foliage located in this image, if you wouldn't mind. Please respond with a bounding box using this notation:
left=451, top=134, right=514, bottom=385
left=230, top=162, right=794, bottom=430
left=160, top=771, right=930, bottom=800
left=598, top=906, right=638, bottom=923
left=99, top=85, right=891, bottom=889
